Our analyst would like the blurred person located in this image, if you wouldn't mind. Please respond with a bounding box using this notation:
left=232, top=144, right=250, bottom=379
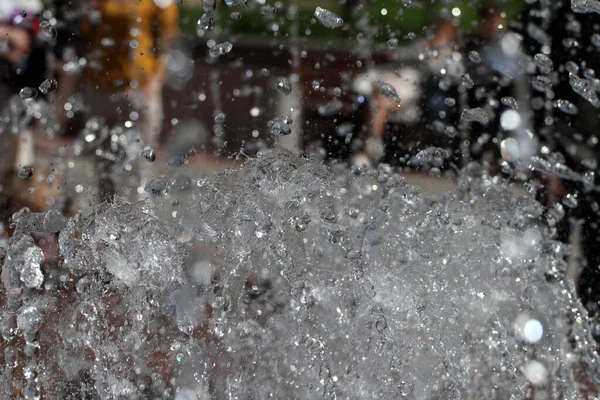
left=0, top=0, right=53, bottom=227
left=71, top=0, right=179, bottom=201
left=352, top=19, right=464, bottom=167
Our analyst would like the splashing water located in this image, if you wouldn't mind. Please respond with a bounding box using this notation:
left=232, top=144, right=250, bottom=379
left=1, top=149, right=598, bottom=398
left=1, top=0, right=600, bottom=398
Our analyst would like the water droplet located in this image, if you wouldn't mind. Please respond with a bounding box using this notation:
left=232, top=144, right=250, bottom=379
left=565, top=61, right=580, bottom=74
left=571, top=0, right=600, bottom=14
left=18, top=165, right=35, bottom=179
left=531, top=75, right=552, bottom=92
left=224, top=0, right=247, bottom=6
left=267, top=116, right=293, bottom=136
left=444, top=97, right=456, bottom=107
left=562, top=193, right=578, bottom=208
left=142, top=147, right=156, bottom=162
left=569, top=74, right=600, bottom=107
left=376, top=80, right=400, bottom=101
left=468, top=50, right=481, bottom=63
left=18, top=245, right=44, bottom=289
left=460, top=74, right=474, bottom=89
left=460, top=107, right=489, bottom=124
left=413, top=147, right=448, bottom=166
left=554, top=99, right=578, bottom=115
left=387, top=38, right=398, bottom=49
left=314, top=7, right=344, bottom=29
left=19, top=87, right=37, bottom=99
left=39, top=21, right=57, bottom=38
left=500, top=138, right=520, bottom=162
left=533, top=53, right=554, bottom=72
left=501, top=96, right=519, bottom=109
left=275, top=77, right=292, bottom=95
left=39, top=78, right=58, bottom=95
left=214, top=111, right=226, bottom=124
left=398, top=381, right=414, bottom=397
left=197, top=13, right=215, bottom=31
left=108, top=231, right=121, bottom=241
left=209, top=42, right=233, bottom=57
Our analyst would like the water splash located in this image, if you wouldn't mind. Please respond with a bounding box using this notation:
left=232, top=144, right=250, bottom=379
left=1, top=149, right=598, bottom=398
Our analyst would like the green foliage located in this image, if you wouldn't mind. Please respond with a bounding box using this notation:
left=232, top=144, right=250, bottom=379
left=179, top=0, right=525, bottom=44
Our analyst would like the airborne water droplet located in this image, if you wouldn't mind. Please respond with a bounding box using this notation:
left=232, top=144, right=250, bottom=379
left=18, top=165, right=35, bottom=179
left=468, top=50, right=481, bottom=63
left=375, top=80, right=400, bottom=101
left=197, top=14, right=215, bottom=31
left=569, top=74, right=600, bottom=107
left=275, top=77, right=292, bottom=95
left=142, top=147, right=156, bottom=162
left=571, top=0, right=600, bottom=14
left=209, top=42, right=233, bottom=57
left=533, top=53, right=554, bottom=72
left=562, top=193, right=578, bottom=208
left=444, top=97, right=456, bottom=107
left=39, top=78, right=58, bottom=95
left=314, top=7, right=344, bottom=29
left=460, top=74, right=474, bottom=89
left=19, top=87, right=38, bottom=99
left=39, top=21, right=57, bottom=38
left=554, top=99, right=579, bottom=115
left=565, top=61, right=580, bottom=74
left=531, top=75, right=553, bottom=92
left=224, top=0, right=247, bottom=6
left=501, top=96, right=519, bottom=109
left=460, top=107, right=489, bottom=124
left=267, top=116, right=293, bottom=136
left=500, top=138, right=520, bottom=162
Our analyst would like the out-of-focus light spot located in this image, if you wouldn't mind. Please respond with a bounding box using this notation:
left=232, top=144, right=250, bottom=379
left=452, top=7, right=461, bottom=17
left=357, top=95, right=365, bottom=104
left=124, top=121, right=133, bottom=128
left=381, top=8, right=388, bottom=16
left=500, top=109, right=521, bottom=130
left=524, top=361, right=548, bottom=385
left=68, top=161, right=75, bottom=169
left=523, top=319, right=543, bottom=343
left=250, top=107, right=261, bottom=117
